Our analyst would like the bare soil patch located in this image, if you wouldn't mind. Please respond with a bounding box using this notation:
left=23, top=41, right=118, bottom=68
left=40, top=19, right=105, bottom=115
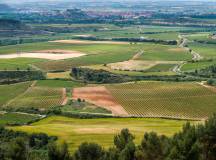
left=72, top=86, right=128, bottom=116
left=34, top=49, right=83, bottom=54
left=212, top=35, right=216, bottom=40
left=168, top=48, right=185, bottom=52
left=73, top=34, right=93, bottom=38
left=51, top=40, right=129, bottom=45
left=0, top=50, right=86, bottom=60
left=108, top=60, right=179, bottom=71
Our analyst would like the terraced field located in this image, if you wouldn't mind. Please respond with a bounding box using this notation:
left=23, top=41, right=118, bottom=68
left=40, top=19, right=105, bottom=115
left=10, top=116, right=195, bottom=152
left=107, top=81, right=216, bottom=119
left=7, top=86, right=64, bottom=110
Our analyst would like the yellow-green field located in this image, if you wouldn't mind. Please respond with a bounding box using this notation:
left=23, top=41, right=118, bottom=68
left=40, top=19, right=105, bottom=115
left=10, top=116, right=197, bottom=152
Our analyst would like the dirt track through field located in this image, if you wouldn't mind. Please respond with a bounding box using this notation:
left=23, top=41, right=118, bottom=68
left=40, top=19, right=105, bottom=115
left=72, top=86, right=128, bottom=116
left=61, top=88, right=68, bottom=105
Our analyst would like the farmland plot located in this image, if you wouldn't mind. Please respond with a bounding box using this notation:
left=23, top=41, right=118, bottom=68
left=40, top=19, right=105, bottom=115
left=72, top=86, right=128, bottom=116
left=7, top=86, right=64, bottom=110
left=188, top=42, right=216, bottom=59
left=107, top=81, right=216, bottom=120
left=11, top=116, right=195, bottom=152
left=0, top=82, right=32, bottom=108
left=136, top=44, right=191, bottom=61
left=108, top=60, right=178, bottom=72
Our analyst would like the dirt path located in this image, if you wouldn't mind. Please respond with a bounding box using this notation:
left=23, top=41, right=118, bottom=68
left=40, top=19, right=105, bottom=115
left=131, top=50, right=144, bottom=60
left=72, top=86, right=128, bottom=116
left=191, top=50, right=203, bottom=61
left=28, top=64, right=42, bottom=71
left=197, top=82, right=216, bottom=93
left=172, top=61, right=186, bottom=74
left=173, top=34, right=203, bottom=74
left=178, top=34, right=203, bottom=61
left=61, top=88, right=68, bottom=105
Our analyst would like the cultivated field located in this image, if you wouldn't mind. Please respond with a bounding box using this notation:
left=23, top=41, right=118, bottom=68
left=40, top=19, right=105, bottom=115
left=82, top=64, right=176, bottom=76
left=135, top=44, right=191, bottom=61
left=181, top=60, right=216, bottom=72
left=107, top=60, right=178, bottom=72
left=10, top=116, right=196, bottom=152
left=0, top=82, right=32, bottom=108
left=7, top=86, right=65, bottom=110
left=0, top=58, right=46, bottom=70
left=107, top=81, right=216, bottom=120
left=46, top=71, right=71, bottom=79
left=188, top=42, right=216, bottom=59
left=36, top=80, right=83, bottom=88
left=72, top=86, right=128, bottom=116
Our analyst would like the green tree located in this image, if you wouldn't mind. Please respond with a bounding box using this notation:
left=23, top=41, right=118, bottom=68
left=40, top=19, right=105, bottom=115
left=114, top=128, right=134, bottom=151
left=140, top=132, right=166, bottom=160
left=48, top=142, right=70, bottom=160
left=7, top=138, right=28, bottom=160
left=74, top=142, right=104, bottom=160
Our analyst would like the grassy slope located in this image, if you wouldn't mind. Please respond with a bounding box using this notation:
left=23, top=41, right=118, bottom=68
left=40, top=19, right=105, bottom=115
left=0, top=82, right=32, bottom=107
left=10, top=116, right=196, bottom=152
left=107, top=81, right=216, bottom=119
left=36, top=80, right=84, bottom=88
left=0, top=112, right=40, bottom=125
left=188, top=42, right=216, bottom=59
left=35, top=44, right=142, bottom=71
left=137, top=44, right=191, bottom=61
left=0, top=42, right=133, bottom=55
left=0, top=58, right=47, bottom=70
left=145, top=63, right=176, bottom=72
left=182, top=60, right=216, bottom=71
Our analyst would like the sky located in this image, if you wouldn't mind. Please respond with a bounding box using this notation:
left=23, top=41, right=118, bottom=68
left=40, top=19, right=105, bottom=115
left=1, top=0, right=216, bottom=5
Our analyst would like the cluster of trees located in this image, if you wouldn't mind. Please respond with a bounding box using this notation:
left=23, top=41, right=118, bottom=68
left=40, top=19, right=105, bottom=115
left=0, top=70, right=45, bottom=84
left=71, top=67, right=133, bottom=83
left=112, top=38, right=177, bottom=45
left=207, top=79, right=216, bottom=86
left=45, top=114, right=216, bottom=160
left=71, top=67, right=204, bottom=84
left=75, top=36, right=177, bottom=45
left=190, top=65, right=216, bottom=78
left=0, top=127, right=57, bottom=160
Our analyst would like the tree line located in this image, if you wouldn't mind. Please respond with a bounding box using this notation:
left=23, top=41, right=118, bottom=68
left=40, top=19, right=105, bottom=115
left=0, top=71, right=45, bottom=84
